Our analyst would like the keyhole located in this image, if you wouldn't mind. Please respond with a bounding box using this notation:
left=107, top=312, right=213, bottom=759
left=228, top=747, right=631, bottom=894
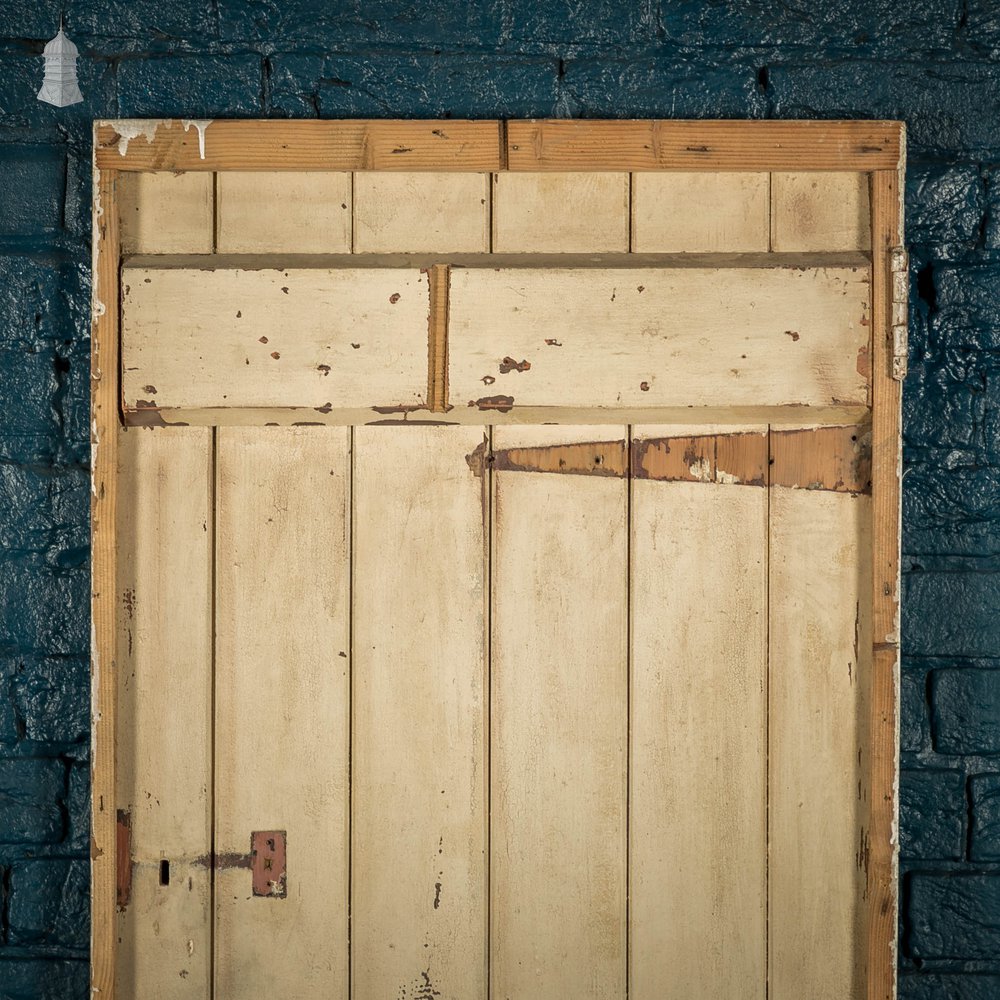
left=159, top=859, right=170, bottom=886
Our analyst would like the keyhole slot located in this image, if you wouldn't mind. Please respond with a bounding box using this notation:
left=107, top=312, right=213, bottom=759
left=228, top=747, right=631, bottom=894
left=159, top=859, right=170, bottom=886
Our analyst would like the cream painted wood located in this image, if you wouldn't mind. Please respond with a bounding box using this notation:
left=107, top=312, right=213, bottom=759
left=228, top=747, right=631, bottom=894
left=118, top=171, right=213, bottom=253
left=631, top=172, right=770, bottom=251
left=449, top=264, right=871, bottom=410
left=353, top=171, right=489, bottom=252
left=121, top=265, right=429, bottom=412
left=214, top=427, right=350, bottom=999
left=630, top=424, right=768, bottom=1000
left=491, top=172, right=629, bottom=251
left=115, top=426, right=213, bottom=998
left=215, top=171, right=352, bottom=253
left=352, top=426, right=488, bottom=1000
left=771, top=172, right=872, bottom=251
left=769, top=486, right=872, bottom=1000
left=491, top=425, right=628, bottom=1000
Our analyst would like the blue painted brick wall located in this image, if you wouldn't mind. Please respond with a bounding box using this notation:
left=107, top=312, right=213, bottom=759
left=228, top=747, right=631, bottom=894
left=0, top=2, right=998, bottom=996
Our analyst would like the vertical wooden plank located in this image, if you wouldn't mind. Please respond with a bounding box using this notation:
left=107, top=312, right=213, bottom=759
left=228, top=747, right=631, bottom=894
left=631, top=172, right=770, bottom=252
left=353, top=172, right=489, bottom=252
left=771, top=172, right=872, bottom=251
left=629, top=425, right=768, bottom=1000
left=118, top=171, right=213, bottom=253
left=91, top=163, right=120, bottom=998
left=867, top=167, right=903, bottom=1000
left=352, top=426, right=488, bottom=1000
left=216, top=171, right=352, bottom=253
left=491, top=172, right=630, bottom=251
left=769, top=476, right=872, bottom=1000
left=491, top=425, right=627, bottom=1000
left=115, top=427, right=213, bottom=998
left=214, top=426, right=351, bottom=998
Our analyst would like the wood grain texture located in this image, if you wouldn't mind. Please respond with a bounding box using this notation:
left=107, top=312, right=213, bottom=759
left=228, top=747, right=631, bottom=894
left=491, top=172, right=629, bottom=251
left=450, top=264, right=871, bottom=411
left=631, top=172, right=769, bottom=251
left=121, top=265, right=430, bottom=412
left=214, top=427, right=350, bottom=999
left=95, top=119, right=503, bottom=171
left=507, top=120, right=905, bottom=172
left=630, top=424, right=767, bottom=1000
left=91, top=165, right=120, bottom=999
left=352, top=426, right=488, bottom=1000
left=215, top=171, right=352, bottom=253
left=491, top=425, right=627, bottom=1000
left=867, top=167, right=904, bottom=1000
left=769, top=485, right=872, bottom=1000
left=427, top=264, right=450, bottom=412
left=770, top=424, right=873, bottom=494
left=771, top=172, right=872, bottom=252
left=118, top=170, right=213, bottom=254
left=353, top=172, right=489, bottom=252
left=115, top=427, right=213, bottom=999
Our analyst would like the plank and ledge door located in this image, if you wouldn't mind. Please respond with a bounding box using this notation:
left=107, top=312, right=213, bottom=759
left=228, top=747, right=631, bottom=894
left=115, top=421, right=871, bottom=1000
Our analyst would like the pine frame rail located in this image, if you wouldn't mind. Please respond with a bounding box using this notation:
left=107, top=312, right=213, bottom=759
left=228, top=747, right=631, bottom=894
left=91, top=118, right=905, bottom=1000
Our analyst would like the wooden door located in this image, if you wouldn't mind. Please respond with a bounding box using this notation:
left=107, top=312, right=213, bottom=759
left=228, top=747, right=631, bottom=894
left=92, top=119, right=905, bottom=1000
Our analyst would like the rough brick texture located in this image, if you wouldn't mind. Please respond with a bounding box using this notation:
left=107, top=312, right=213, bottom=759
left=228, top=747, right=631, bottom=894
left=0, top=0, right=997, bottom=994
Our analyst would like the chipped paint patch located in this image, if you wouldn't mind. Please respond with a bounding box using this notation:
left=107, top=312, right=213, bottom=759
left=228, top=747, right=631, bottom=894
left=110, top=119, right=167, bottom=157
left=469, top=394, right=515, bottom=412
left=251, top=831, right=287, bottom=898
left=116, top=811, right=132, bottom=911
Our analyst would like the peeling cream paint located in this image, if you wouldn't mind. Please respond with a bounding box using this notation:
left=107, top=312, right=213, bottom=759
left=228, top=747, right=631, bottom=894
left=714, top=469, right=740, bottom=485
left=688, top=457, right=713, bottom=482
left=110, top=118, right=167, bottom=157
left=181, top=119, right=212, bottom=160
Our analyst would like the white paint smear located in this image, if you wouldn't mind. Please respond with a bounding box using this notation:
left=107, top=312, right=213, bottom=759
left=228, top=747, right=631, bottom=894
left=182, top=119, right=213, bottom=160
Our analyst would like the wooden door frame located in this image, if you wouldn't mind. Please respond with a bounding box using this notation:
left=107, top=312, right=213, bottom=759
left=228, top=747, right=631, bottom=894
left=91, top=118, right=905, bottom=998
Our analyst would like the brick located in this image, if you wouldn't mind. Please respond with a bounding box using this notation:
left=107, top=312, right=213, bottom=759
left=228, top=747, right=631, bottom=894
left=0, top=146, right=64, bottom=239
left=0, top=465, right=88, bottom=558
left=902, top=349, right=987, bottom=457
left=931, top=264, right=1000, bottom=351
left=70, top=0, right=218, bottom=42
left=0, top=256, right=87, bottom=346
left=560, top=58, right=767, bottom=118
left=906, top=164, right=985, bottom=255
left=220, top=0, right=506, bottom=48
left=932, top=668, right=1000, bottom=754
left=909, top=873, right=1000, bottom=958
left=10, top=657, right=89, bottom=746
left=899, top=974, right=1000, bottom=1000
left=769, top=61, right=1000, bottom=155
left=501, top=0, right=659, bottom=47
left=903, top=463, right=1000, bottom=557
left=117, top=53, right=263, bottom=117
left=0, top=961, right=89, bottom=1000
left=0, top=560, right=88, bottom=656
left=65, top=759, right=88, bottom=853
left=901, top=665, right=931, bottom=752
left=903, top=572, right=1000, bottom=658
left=8, top=860, right=88, bottom=950
left=270, top=52, right=559, bottom=119
left=970, top=773, right=1000, bottom=860
left=0, top=759, right=64, bottom=844
left=900, top=769, right=965, bottom=859
left=983, top=168, right=1000, bottom=251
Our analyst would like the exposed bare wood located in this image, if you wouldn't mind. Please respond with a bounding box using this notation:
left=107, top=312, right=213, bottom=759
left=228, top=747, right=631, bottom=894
left=449, top=264, right=871, bottom=410
left=118, top=171, right=213, bottom=253
left=866, top=166, right=903, bottom=1000
left=115, top=427, right=213, bottom=998
left=216, top=171, right=352, bottom=253
left=95, top=119, right=503, bottom=171
left=352, top=427, right=488, bottom=1000
left=353, top=171, right=490, bottom=252
left=491, top=172, right=630, bottom=251
left=507, top=120, right=905, bottom=172
left=427, top=264, right=450, bottom=412
left=769, top=485, right=872, bottom=1000
left=490, top=425, right=627, bottom=999
left=91, top=164, right=120, bottom=1000
left=630, top=424, right=767, bottom=1000
left=121, top=265, right=429, bottom=413
left=631, top=172, right=769, bottom=252
left=633, top=431, right=768, bottom=485
left=770, top=424, right=873, bottom=495
left=214, top=427, right=350, bottom=998
left=771, top=172, right=872, bottom=252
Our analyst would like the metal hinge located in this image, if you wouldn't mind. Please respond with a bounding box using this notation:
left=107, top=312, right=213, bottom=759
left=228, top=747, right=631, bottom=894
left=890, top=247, right=908, bottom=381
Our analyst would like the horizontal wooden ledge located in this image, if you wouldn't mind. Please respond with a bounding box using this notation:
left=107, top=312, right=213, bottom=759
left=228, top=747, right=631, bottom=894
left=95, top=119, right=503, bottom=171
left=124, top=251, right=872, bottom=271
left=507, top=119, right=905, bottom=172
left=122, top=405, right=871, bottom=429
left=94, top=119, right=905, bottom=172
